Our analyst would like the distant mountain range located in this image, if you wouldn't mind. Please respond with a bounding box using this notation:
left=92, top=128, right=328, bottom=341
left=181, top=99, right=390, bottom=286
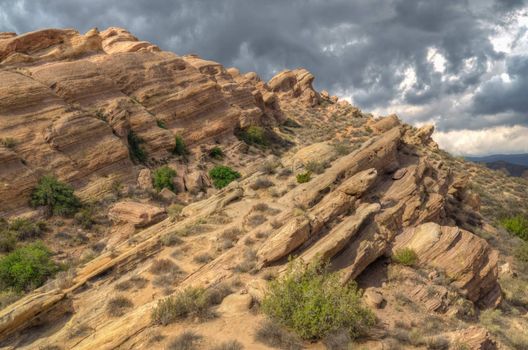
left=466, top=153, right=528, bottom=177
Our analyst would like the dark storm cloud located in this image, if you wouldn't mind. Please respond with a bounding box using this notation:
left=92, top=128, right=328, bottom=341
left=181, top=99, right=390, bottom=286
left=472, top=55, right=528, bottom=117
left=0, top=0, right=527, bottom=132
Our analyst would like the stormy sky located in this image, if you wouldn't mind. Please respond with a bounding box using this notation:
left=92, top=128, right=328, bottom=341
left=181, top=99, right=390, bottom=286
left=1, top=0, right=527, bottom=156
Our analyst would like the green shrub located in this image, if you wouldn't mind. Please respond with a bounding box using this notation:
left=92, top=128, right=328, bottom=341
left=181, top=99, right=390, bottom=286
left=6, top=218, right=46, bottom=240
left=283, top=118, right=302, bottom=128
left=173, top=135, right=187, bottom=156
left=392, top=248, right=418, bottom=266
left=0, top=137, right=16, bottom=149
left=209, top=165, right=241, bottom=189
left=151, top=284, right=231, bottom=325
left=0, top=231, right=17, bottom=253
left=74, top=208, right=95, bottom=229
left=514, top=241, right=528, bottom=263
left=500, top=215, right=528, bottom=241
left=209, top=146, right=224, bottom=159
left=156, top=119, right=167, bottom=129
left=0, top=242, right=58, bottom=292
left=296, top=172, right=311, bottom=184
left=128, top=131, right=147, bottom=163
left=30, top=175, right=81, bottom=216
left=0, top=218, right=47, bottom=252
left=262, top=259, right=375, bottom=340
left=152, top=166, right=177, bottom=192
left=236, top=126, right=268, bottom=146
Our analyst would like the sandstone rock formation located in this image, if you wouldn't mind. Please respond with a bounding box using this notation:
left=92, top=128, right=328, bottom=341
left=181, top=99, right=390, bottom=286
left=0, top=27, right=515, bottom=350
left=108, top=201, right=166, bottom=227
left=0, top=27, right=290, bottom=216
left=392, top=222, right=501, bottom=307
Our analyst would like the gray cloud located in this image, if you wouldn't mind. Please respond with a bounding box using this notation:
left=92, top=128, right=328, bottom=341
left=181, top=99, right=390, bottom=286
left=0, top=0, right=527, bottom=139
left=472, top=55, right=528, bottom=117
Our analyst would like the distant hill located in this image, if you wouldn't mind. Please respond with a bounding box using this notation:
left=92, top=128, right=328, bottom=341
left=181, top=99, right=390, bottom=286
left=466, top=153, right=528, bottom=167
left=466, top=154, right=528, bottom=177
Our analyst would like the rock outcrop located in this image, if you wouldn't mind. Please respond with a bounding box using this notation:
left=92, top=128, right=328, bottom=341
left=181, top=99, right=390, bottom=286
left=0, top=26, right=510, bottom=350
left=392, top=222, right=501, bottom=307
left=0, top=27, right=304, bottom=216
left=108, top=201, right=166, bottom=227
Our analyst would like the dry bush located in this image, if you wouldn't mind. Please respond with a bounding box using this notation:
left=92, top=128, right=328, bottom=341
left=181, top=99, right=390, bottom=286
left=211, top=340, right=244, bottom=350
left=250, top=177, right=275, bottom=190
left=254, top=320, right=302, bottom=350
left=106, top=296, right=133, bottom=317
left=167, top=331, right=202, bottom=350
left=193, top=252, right=214, bottom=264
left=115, top=275, right=148, bottom=291
left=149, top=259, right=180, bottom=275
left=247, top=214, right=267, bottom=227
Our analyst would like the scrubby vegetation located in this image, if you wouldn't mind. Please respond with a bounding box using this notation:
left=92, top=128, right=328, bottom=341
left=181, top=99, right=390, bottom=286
left=211, top=340, right=244, bottom=350
left=151, top=284, right=232, bottom=325
left=261, top=259, right=375, bottom=340
left=156, top=119, right=167, bottom=129
left=0, top=137, right=16, bottom=149
left=392, top=248, right=418, bottom=266
left=30, top=175, right=81, bottom=216
left=173, top=135, right=187, bottom=156
left=304, top=160, right=327, bottom=174
left=152, top=166, right=177, bottom=192
left=106, top=296, right=134, bottom=317
left=209, top=165, right=241, bottom=189
left=254, top=320, right=302, bottom=350
left=236, top=125, right=268, bottom=146
left=296, top=171, right=311, bottom=184
left=209, top=146, right=224, bottom=159
left=128, top=131, right=147, bottom=163
left=167, top=331, right=202, bottom=350
left=500, top=215, right=528, bottom=241
left=74, top=207, right=95, bottom=229
left=0, top=242, right=58, bottom=292
left=0, top=218, right=46, bottom=253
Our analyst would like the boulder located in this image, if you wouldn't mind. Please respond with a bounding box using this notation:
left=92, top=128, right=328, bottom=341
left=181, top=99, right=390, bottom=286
left=184, top=170, right=211, bottom=193
left=452, top=327, right=497, bottom=350
left=217, top=293, right=253, bottom=315
left=159, top=188, right=177, bottom=202
left=364, top=288, right=384, bottom=309
left=108, top=201, right=166, bottom=227
left=137, top=168, right=152, bottom=191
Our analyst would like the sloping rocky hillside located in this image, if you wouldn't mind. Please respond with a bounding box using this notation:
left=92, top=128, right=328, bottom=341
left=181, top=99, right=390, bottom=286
left=0, top=28, right=527, bottom=350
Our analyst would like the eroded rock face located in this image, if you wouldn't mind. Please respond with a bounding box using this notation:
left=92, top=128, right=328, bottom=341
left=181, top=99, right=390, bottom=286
left=0, top=26, right=509, bottom=349
left=0, top=27, right=295, bottom=215
left=108, top=201, right=166, bottom=227
left=268, top=68, right=320, bottom=107
left=392, top=222, right=501, bottom=307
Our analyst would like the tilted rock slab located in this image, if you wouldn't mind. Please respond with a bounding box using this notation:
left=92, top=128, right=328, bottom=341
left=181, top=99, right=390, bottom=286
left=279, top=126, right=401, bottom=208
left=258, top=168, right=378, bottom=267
left=392, top=222, right=501, bottom=307
left=299, top=202, right=381, bottom=263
